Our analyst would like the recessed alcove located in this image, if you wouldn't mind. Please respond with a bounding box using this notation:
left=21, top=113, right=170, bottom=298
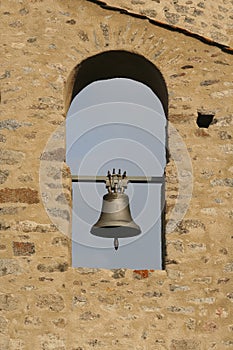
left=196, top=111, right=215, bottom=128
left=65, top=50, right=168, bottom=270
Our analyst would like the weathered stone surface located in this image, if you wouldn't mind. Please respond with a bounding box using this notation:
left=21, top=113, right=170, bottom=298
left=13, top=220, right=57, bottom=233
left=0, top=0, right=233, bottom=348
left=47, top=208, right=70, bottom=221
left=111, top=269, right=126, bottom=279
left=46, top=166, right=61, bottom=180
left=211, top=178, right=233, bottom=187
left=102, top=0, right=233, bottom=46
left=79, top=311, right=100, bottom=320
left=0, top=119, right=32, bottom=130
left=0, top=316, right=8, bottom=334
left=218, top=131, right=232, bottom=140
left=224, top=263, right=233, bottom=273
left=0, top=150, right=24, bottom=165
left=55, top=193, right=69, bottom=204
left=40, top=148, right=65, bottom=162
left=0, top=170, right=9, bottom=185
left=36, top=294, right=65, bottom=312
left=175, top=219, right=205, bottom=234
left=217, top=277, right=230, bottom=284
left=211, top=90, right=233, bottom=98
left=37, top=262, right=68, bottom=273
left=18, top=174, right=33, bottom=183
left=169, top=284, right=190, bottom=292
left=133, top=269, right=154, bottom=279
left=187, top=242, right=206, bottom=251
left=170, top=339, right=201, bottom=349
left=192, top=277, right=212, bottom=284
left=30, top=96, right=63, bottom=111
left=167, top=239, right=184, bottom=252
left=51, top=237, right=68, bottom=246
left=0, top=259, right=22, bottom=277
left=185, top=318, right=196, bottom=330
left=12, top=242, right=35, bottom=256
left=0, top=70, right=10, bottom=79
left=0, top=188, right=39, bottom=204
left=73, top=295, right=87, bottom=307
left=200, top=79, right=219, bottom=86
left=52, top=318, right=66, bottom=328
left=0, top=222, right=11, bottom=231
left=167, top=306, right=194, bottom=314
left=39, top=333, right=65, bottom=350
left=140, top=9, right=157, bottom=17
left=0, top=294, right=19, bottom=311
left=226, top=293, right=233, bottom=302
left=24, top=316, right=42, bottom=326
left=77, top=29, right=89, bottom=41
left=0, top=206, right=25, bottom=215
left=76, top=268, right=99, bottom=275
left=143, top=290, right=162, bottom=297
left=0, top=134, right=7, bottom=142
left=188, top=297, right=215, bottom=304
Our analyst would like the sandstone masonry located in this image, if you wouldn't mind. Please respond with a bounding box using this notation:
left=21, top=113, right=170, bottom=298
left=0, top=0, right=232, bottom=349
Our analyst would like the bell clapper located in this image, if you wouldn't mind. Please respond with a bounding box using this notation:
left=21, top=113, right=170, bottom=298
left=114, top=237, right=119, bottom=251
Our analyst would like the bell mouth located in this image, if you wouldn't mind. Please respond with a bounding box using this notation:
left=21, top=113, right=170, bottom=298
left=91, top=225, right=141, bottom=238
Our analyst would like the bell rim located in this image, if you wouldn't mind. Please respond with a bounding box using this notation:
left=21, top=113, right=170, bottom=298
left=91, top=224, right=141, bottom=238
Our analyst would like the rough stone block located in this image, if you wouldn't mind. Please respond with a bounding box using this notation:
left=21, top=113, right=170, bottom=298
left=13, top=220, right=57, bottom=233
left=0, top=119, right=32, bottom=130
left=0, top=188, right=39, bottom=204
left=80, top=311, right=100, bottom=320
left=52, top=318, right=66, bottom=328
left=167, top=306, right=194, bottom=314
left=39, top=333, right=65, bottom=350
left=0, top=259, right=22, bottom=276
left=0, top=170, right=9, bottom=185
left=12, top=242, right=35, bottom=256
left=37, top=262, right=68, bottom=273
left=133, top=269, right=154, bottom=279
left=0, top=294, right=19, bottom=311
left=0, top=150, right=24, bottom=165
left=40, top=148, right=65, bottom=162
left=0, top=316, right=8, bottom=334
left=36, top=294, right=65, bottom=312
left=24, top=316, right=42, bottom=326
left=224, top=262, right=233, bottom=272
left=47, top=208, right=70, bottom=221
left=51, top=237, right=68, bottom=246
left=0, top=206, right=24, bottom=215
left=170, top=339, right=201, bottom=349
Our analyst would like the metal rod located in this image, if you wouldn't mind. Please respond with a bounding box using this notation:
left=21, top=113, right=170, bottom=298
left=71, top=175, right=164, bottom=183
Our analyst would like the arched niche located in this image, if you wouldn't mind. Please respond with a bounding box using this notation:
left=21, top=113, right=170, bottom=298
left=65, top=51, right=168, bottom=269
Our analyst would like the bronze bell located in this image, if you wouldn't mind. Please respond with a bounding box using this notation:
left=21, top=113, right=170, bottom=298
left=90, top=169, right=141, bottom=250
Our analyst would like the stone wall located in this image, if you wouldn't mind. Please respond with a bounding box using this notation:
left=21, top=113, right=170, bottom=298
left=0, top=0, right=233, bottom=349
left=92, top=0, right=233, bottom=48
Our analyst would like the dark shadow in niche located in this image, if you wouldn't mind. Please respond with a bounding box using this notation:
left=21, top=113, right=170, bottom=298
left=196, top=112, right=215, bottom=128
left=70, top=50, right=169, bottom=117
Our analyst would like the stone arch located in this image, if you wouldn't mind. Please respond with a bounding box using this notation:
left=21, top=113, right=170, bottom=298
left=65, top=50, right=168, bottom=117
left=65, top=50, right=168, bottom=269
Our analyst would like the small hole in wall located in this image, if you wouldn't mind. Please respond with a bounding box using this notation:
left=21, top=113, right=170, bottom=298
left=196, top=112, right=215, bottom=128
